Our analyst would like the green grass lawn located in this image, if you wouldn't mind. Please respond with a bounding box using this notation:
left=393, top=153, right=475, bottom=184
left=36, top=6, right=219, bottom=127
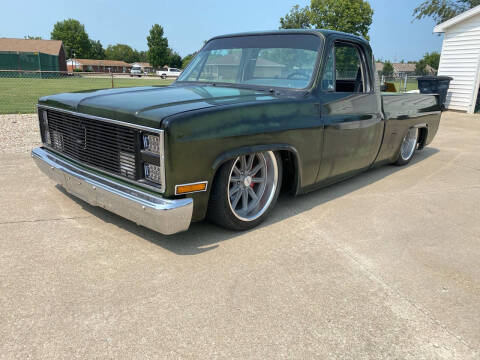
left=1, top=74, right=420, bottom=114
left=386, top=79, right=419, bottom=93
left=0, top=76, right=174, bottom=114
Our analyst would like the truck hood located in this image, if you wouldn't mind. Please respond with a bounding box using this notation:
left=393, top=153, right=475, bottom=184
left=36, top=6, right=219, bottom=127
left=38, top=84, right=280, bottom=129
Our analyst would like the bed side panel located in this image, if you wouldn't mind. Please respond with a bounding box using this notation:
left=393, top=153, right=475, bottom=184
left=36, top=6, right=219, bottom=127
left=375, top=94, right=441, bottom=164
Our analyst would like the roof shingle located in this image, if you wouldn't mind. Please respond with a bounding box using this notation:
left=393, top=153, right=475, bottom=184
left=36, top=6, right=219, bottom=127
left=0, top=38, right=64, bottom=56
left=72, top=59, right=132, bottom=67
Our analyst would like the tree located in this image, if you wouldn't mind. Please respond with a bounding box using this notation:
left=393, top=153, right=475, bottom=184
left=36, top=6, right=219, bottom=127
left=279, top=0, right=374, bottom=40
left=382, top=61, right=394, bottom=76
left=134, top=50, right=148, bottom=63
left=168, top=50, right=182, bottom=68
left=105, top=44, right=137, bottom=63
left=413, top=0, right=480, bottom=24
left=147, top=24, right=169, bottom=68
left=423, top=51, right=441, bottom=70
left=182, top=52, right=197, bottom=68
left=415, top=59, right=428, bottom=75
left=309, top=0, right=373, bottom=39
left=280, top=4, right=311, bottom=29
left=24, top=35, right=42, bottom=40
left=51, top=19, right=91, bottom=58
left=89, top=40, right=105, bottom=60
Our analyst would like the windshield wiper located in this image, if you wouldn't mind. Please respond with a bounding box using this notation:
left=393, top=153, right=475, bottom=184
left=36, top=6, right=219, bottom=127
left=177, top=81, right=285, bottom=95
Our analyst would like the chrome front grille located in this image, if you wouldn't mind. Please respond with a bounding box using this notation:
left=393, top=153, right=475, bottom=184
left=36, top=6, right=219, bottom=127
left=43, top=109, right=138, bottom=180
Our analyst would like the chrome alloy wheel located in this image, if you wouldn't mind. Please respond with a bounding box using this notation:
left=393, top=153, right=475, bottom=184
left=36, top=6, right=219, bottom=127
left=227, top=151, right=278, bottom=221
left=400, top=128, right=419, bottom=161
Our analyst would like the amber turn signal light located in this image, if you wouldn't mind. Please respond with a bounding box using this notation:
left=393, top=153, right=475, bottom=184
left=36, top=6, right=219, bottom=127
left=175, top=182, right=207, bottom=195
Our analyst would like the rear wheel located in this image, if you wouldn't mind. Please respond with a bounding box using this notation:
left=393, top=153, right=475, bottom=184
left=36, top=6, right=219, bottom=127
left=207, top=151, right=282, bottom=231
left=395, top=127, right=419, bottom=166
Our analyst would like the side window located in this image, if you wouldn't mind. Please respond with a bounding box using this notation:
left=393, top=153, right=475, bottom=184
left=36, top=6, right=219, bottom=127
left=334, top=43, right=367, bottom=93
left=321, top=48, right=334, bottom=91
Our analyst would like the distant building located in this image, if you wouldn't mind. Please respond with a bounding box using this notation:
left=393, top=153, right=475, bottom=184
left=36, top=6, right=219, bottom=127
left=131, top=62, right=154, bottom=73
left=0, top=38, right=67, bottom=71
left=375, top=62, right=436, bottom=77
left=425, top=64, right=437, bottom=75
left=434, top=5, right=480, bottom=114
left=67, top=59, right=131, bottom=73
left=202, top=54, right=284, bottom=81
left=392, top=63, right=417, bottom=77
left=375, top=62, right=384, bottom=73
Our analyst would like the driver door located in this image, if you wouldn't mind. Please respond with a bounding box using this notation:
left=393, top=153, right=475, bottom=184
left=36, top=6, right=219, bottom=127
left=316, top=40, right=384, bottom=183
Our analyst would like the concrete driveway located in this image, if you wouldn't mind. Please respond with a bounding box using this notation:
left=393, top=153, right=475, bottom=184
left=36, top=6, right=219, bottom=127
left=0, top=112, right=479, bottom=359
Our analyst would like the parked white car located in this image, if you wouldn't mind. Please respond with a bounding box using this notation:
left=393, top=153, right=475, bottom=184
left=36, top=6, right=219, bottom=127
left=130, top=66, right=143, bottom=77
left=156, top=67, right=182, bottom=79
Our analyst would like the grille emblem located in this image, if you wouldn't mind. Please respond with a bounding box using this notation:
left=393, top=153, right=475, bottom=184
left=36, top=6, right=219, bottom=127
left=83, top=126, right=87, bottom=149
left=74, top=125, right=87, bottom=149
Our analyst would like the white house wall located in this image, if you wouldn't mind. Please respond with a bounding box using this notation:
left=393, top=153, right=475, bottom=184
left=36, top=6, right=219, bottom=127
left=437, top=14, right=480, bottom=113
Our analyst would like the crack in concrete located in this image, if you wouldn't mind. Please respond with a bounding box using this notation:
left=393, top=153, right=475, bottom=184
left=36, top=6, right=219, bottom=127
left=0, top=215, right=93, bottom=226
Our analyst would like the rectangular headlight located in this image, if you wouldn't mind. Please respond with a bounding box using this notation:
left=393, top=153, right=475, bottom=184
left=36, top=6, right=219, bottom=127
left=144, top=163, right=162, bottom=184
left=142, top=134, right=161, bottom=153
left=141, top=131, right=165, bottom=192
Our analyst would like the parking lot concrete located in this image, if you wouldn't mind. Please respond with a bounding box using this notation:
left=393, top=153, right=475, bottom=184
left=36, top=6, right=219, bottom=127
left=0, top=112, right=479, bottom=359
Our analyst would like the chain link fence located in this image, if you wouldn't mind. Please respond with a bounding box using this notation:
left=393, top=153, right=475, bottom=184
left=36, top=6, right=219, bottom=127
left=1, top=69, right=422, bottom=114
left=0, top=70, right=174, bottom=114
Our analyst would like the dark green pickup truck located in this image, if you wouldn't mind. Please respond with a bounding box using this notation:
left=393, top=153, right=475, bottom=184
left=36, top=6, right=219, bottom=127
left=32, top=30, right=442, bottom=234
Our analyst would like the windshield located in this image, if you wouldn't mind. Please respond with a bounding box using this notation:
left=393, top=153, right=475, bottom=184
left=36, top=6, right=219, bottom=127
left=177, top=34, right=322, bottom=89
left=132, top=67, right=141, bottom=71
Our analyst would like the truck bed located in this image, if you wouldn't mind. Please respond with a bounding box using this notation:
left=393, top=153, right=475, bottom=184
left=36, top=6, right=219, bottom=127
left=375, top=93, right=442, bottom=164
left=381, top=93, right=441, bottom=119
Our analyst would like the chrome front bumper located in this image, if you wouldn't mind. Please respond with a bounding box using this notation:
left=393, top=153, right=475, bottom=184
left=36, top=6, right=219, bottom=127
left=31, top=147, right=193, bottom=235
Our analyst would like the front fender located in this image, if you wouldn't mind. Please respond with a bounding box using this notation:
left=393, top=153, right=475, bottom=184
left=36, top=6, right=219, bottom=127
left=183, top=143, right=302, bottom=222
left=163, top=98, right=323, bottom=221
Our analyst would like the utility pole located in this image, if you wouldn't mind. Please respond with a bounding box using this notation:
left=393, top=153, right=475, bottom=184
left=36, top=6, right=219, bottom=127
left=72, top=51, right=76, bottom=73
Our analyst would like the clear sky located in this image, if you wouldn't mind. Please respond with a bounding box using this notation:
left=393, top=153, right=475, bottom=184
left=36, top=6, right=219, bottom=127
left=0, top=0, right=443, bottom=61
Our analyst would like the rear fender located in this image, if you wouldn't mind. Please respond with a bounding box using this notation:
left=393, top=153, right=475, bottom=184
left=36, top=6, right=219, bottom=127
left=414, top=124, right=428, bottom=150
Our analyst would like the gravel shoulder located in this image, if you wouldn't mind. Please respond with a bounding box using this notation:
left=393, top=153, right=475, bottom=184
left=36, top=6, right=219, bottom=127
left=0, top=114, right=40, bottom=154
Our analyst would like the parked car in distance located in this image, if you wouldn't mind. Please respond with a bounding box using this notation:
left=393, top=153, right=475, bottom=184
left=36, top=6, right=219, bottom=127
left=32, top=30, right=445, bottom=235
left=130, top=66, right=143, bottom=77
left=156, top=67, right=182, bottom=79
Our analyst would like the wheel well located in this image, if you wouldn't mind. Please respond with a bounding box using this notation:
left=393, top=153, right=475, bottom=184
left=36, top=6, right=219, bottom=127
left=279, top=150, right=298, bottom=194
left=417, top=127, right=428, bottom=150
left=210, top=149, right=300, bottom=196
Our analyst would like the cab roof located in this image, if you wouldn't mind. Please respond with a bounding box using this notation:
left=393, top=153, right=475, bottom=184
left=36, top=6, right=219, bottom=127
left=209, top=29, right=369, bottom=46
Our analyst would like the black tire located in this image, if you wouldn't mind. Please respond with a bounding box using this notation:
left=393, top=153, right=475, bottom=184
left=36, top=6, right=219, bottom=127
left=207, top=151, right=282, bottom=231
left=395, top=127, right=419, bottom=166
